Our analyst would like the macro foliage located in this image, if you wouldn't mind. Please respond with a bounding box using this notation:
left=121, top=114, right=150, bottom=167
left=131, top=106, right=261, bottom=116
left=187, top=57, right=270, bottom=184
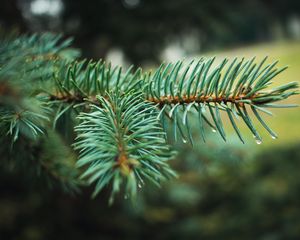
left=0, top=33, right=298, bottom=202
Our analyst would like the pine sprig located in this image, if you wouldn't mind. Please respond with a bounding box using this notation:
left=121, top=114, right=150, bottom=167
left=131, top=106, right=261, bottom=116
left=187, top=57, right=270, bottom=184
left=0, top=33, right=78, bottom=142
left=73, top=92, right=176, bottom=202
left=0, top=33, right=80, bottom=193
left=146, top=58, right=298, bottom=144
left=48, top=57, right=298, bottom=145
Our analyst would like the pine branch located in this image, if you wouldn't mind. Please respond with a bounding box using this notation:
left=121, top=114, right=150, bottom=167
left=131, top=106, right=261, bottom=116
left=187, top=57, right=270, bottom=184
left=0, top=33, right=299, bottom=202
left=73, top=92, right=176, bottom=203
left=145, top=58, right=298, bottom=143
left=47, top=57, right=298, bottom=144
left=0, top=33, right=80, bottom=192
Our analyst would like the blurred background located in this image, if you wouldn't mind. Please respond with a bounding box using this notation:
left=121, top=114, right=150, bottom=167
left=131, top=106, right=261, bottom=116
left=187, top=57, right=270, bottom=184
left=0, top=0, right=300, bottom=239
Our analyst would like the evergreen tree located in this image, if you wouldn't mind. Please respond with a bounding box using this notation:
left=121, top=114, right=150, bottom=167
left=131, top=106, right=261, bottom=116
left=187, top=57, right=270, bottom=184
left=0, top=32, right=298, bottom=203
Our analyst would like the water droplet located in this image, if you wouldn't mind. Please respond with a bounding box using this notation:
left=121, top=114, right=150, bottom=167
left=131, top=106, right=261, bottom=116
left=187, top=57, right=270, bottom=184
left=182, top=138, right=187, bottom=143
left=124, top=194, right=128, bottom=199
left=212, top=128, right=217, bottom=133
left=271, top=135, right=277, bottom=140
left=138, top=183, right=142, bottom=189
left=255, top=139, right=262, bottom=145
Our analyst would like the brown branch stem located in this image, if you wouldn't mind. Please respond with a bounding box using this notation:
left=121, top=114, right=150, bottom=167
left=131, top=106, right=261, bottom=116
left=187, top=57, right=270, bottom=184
left=148, top=94, right=253, bottom=105
left=48, top=92, right=256, bottom=107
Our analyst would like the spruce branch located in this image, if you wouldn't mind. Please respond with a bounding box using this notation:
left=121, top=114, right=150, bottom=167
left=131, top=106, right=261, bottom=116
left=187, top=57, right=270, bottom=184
left=0, top=33, right=299, bottom=201
left=48, top=57, right=298, bottom=144
left=73, top=92, right=176, bottom=202
left=0, top=33, right=80, bottom=193
left=145, top=58, right=298, bottom=144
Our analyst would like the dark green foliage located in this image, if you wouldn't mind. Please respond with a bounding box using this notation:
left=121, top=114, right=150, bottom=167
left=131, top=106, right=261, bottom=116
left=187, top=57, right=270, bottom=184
left=1, top=143, right=300, bottom=239
left=0, top=33, right=298, bottom=201
left=0, top=130, right=80, bottom=193
left=0, top=33, right=80, bottom=193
